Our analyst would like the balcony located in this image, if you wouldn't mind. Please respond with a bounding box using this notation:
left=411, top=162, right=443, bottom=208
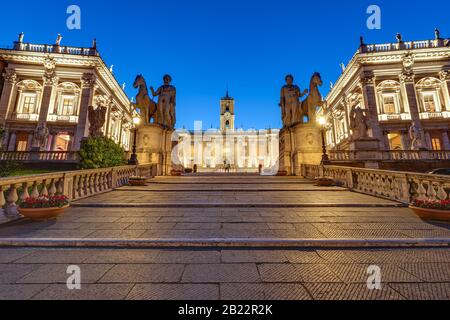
left=10, top=113, right=39, bottom=122
left=47, top=115, right=79, bottom=123
left=419, top=112, right=450, bottom=120
left=378, top=113, right=411, bottom=122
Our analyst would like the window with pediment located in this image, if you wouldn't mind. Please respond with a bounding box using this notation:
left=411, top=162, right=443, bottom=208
left=416, top=77, right=444, bottom=113
left=15, top=80, right=42, bottom=117
left=53, top=82, right=81, bottom=117
left=376, top=80, right=403, bottom=115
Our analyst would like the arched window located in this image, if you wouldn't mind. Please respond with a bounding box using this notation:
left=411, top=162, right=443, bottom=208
left=15, top=80, right=42, bottom=120
left=225, top=120, right=230, bottom=129
left=53, top=82, right=81, bottom=118
left=376, top=80, right=403, bottom=116
left=416, top=77, right=444, bottom=113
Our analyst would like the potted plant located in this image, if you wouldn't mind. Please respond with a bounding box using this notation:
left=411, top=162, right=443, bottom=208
left=19, top=195, right=70, bottom=220
left=128, top=176, right=148, bottom=186
left=409, top=199, right=450, bottom=221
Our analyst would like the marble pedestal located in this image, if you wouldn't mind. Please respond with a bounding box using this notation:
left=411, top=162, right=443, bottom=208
left=136, top=124, right=174, bottom=176
left=279, top=123, right=323, bottom=176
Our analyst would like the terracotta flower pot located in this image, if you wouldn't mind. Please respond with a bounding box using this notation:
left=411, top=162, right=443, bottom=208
left=171, top=170, right=182, bottom=176
left=316, top=177, right=335, bottom=187
left=129, top=179, right=148, bottom=186
left=19, top=205, right=70, bottom=220
left=277, top=170, right=288, bottom=176
left=409, top=206, right=450, bottom=222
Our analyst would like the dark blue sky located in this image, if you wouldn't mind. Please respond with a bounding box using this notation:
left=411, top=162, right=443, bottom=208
left=1, top=0, right=449, bottom=129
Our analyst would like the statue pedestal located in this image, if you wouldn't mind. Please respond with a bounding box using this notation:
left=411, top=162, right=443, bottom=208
left=136, top=124, right=174, bottom=176
left=279, top=123, right=323, bottom=176
left=349, top=138, right=382, bottom=168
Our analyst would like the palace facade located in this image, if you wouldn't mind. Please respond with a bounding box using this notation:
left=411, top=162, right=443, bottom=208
left=0, top=34, right=134, bottom=154
left=174, top=92, right=280, bottom=173
left=321, top=31, right=450, bottom=163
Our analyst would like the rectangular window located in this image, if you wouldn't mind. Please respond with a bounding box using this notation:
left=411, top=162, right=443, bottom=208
left=60, top=96, right=75, bottom=116
left=387, top=133, right=403, bottom=151
left=423, top=95, right=436, bottom=113
left=22, top=95, right=37, bottom=114
left=383, top=96, right=396, bottom=114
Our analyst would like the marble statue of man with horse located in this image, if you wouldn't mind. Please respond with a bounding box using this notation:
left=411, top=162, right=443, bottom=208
left=133, top=74, right=177, bottom=129
left=280, top=72, right=324, bottom=128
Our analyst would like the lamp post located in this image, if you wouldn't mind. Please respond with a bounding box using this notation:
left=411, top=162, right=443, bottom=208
left=317, top=116, right=330, bottom=166
left=128, top=115, right=141, bottom=165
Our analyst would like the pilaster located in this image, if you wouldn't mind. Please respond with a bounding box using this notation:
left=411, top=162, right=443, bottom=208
left=0, top=69, right=17, bottom=125
left=74, top=73, right=97, bottom=150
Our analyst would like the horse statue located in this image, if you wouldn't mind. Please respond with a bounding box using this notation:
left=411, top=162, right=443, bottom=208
left=301, top=72, right=324, bottom=123
left=133, top=75, right=158, bottom=124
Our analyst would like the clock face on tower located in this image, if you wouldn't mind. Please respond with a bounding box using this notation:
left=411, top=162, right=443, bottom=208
left=224, top=112, right=232, bottom=120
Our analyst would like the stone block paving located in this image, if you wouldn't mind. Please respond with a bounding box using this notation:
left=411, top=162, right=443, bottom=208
left=0, top=248, right=450, bottom=300
left=1, top=176, right=450, bottom=300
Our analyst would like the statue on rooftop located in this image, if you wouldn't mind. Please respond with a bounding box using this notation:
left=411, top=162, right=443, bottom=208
left=55, top=34, right=63, bottom=46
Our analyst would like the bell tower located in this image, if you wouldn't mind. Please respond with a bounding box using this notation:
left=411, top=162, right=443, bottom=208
left=220, top=90, right=235, bottom=131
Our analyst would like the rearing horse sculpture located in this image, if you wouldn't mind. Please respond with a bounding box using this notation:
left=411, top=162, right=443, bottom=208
left=133, top=75, right=158, bottom=124
left=301, top=72, right=324, bottom=123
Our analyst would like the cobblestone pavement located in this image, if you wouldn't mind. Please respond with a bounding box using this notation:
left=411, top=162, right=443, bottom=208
left=1, top=175, right=450, bottom=300
left=1, top=248, right=450, bottom=300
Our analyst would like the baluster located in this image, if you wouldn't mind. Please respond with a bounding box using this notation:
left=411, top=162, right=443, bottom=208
left=48, top=179, right=57, bottom=196
left=416, top=180, right=427, bottom=200
left=40, top=180, right=48, bottom=197
left=80, top=175, right=87, bottom=197
left=72, top=176, right=80, bottom=199
left=29, top=181, right=39, bottom=198
left=19, top=182, right=30, bottom=202
left=5, top=184, right=19, bottom=216
left=0, top=186, right=6, bottom=217
left=88, top=174, right=94, bottom=195
left=426, top=182, right=437, bottom=200
left=437, top=184, right=448, bottom=201
left=56, top=178, right=64, bottom=195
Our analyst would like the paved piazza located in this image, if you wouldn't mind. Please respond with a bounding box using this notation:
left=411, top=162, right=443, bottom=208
left=1, top=175, right=450, bottom=300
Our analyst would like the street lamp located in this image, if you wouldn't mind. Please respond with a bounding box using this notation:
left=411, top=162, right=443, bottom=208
left=317, top=116, right=330, bottom=166
left=128, top=115, right=141, bottom=165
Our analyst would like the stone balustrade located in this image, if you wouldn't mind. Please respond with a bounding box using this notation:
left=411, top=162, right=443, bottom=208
left=13, top=42, right=98, bottom=56
left=329, top=150, right=450, bottom=162
left=0, top=164, right=154, bottom=216
left=301, top=164, right=450, bottom=204
left=0, top=151, right=79, bottom=162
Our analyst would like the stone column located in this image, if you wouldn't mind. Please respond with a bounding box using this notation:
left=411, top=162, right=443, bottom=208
left=74, top=73, right=96, bottom=150
left=400, top=130, right=411, bottom=150
left=442, top=131, right=450, bottom=150
left=400, top=72, right=427, bottom=149
left=400, top=73, right=422, bottom=123
left=439, top=70, right=450, bottom=111
left=38, top=75, right=58, bottom=123
left=359, top=71, right=384, bottom=148
left=0, top=69, right=17, bottom=125
left=8, top=131, right=16, bottom=151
